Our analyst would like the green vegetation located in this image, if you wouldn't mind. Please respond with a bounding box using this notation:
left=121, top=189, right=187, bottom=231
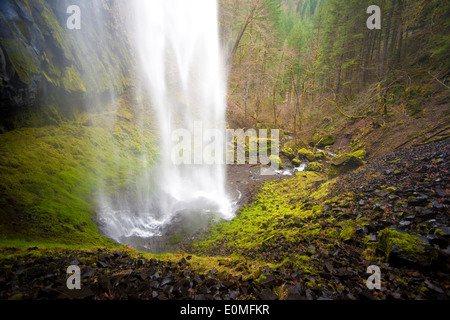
left=328, top=150, right=367, bottom=178
left=312, top=134, right=335, bottom=148
left=280, top=147, right=295, bottom=160
left=224, top=0, right=449, bottom=158
left=291, top=158, right=302, bottom=167
left=1, top=39, right=39, bottom=84
left=297, top=148, right=316, bottom=162
left=368, top=228, right=426, bottom=260
left=0, top=0, right=448, bottom=301
left=0, top=93, right=159, bottom=246
left=269, top=155, right=283, bottom=169
left=305, top=162, right=322, bottom=172
left=170, top=234, right=183, bottom=246
left=361, top=227, right=439, bottom=269
left=193, top=172, right=327, bottom=260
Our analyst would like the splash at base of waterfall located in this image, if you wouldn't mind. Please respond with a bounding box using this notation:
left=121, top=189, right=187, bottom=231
left=99, top=193, right=234, bottom=239
left=99, top=193, right=238, bottom=253
left=96, top=0, right=234, bottom=249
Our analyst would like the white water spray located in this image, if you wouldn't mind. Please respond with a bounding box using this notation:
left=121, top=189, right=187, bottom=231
left=99, top=0, right=233, bottom=244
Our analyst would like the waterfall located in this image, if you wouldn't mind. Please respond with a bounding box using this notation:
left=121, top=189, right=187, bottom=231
left=98, top=0, right=233, bottom=246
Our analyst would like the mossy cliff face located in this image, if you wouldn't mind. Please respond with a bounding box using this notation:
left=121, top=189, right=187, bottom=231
left=0, top=90, right=159, bottom=245
left=0, top=0, right=133, bottom=130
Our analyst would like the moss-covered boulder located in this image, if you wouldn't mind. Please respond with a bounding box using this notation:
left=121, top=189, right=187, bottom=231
left=375, top=229, right=425, bottom=260
left=305, top=162, right=322, bottom=172
left=297, top=148, right=326, bottom=162
left=297, top=148, right=316, bottom=162
left=328, top=150, right=367, bottom=178
left=364, top=228, right=437, bottom=268
left=314, top=150, right=326, bottom=160
left=269, top=155, right=283, bottom=170
left=312, top=133, right=335, bottom=147
left=284, top=139, right=308, bottom=151
left=352, top=150, right=367, bottom=160
left=280, top=147, right=295, bottom=160
left=291, top=158, right=302, bottom=167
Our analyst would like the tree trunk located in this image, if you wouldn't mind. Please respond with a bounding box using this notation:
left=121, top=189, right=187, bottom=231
left=382, top=2, right=394, bottom=76
left=272, top=48, right=285, bottom=127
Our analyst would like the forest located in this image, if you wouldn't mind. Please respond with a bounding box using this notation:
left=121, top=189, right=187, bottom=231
left=0, top=0, right=449, bottom=307
left=224, top=0, right=449, bottom=140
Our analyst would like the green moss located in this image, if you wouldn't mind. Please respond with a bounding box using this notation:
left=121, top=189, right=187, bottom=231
left=269, top=155, right=283, bottom=169
left=312, top=133, right=335, bottom=147
left=284, top=139, right=308, bottom=150
left=291, top=158, right=302, bottom=167
left=339, top=225, right=356, bottom=241
left=372, top=228, right=426, bottom=260
left=61, top=65, right=86, bottom=92
left=193, top=171, right=327, bottom=261
left=9, top=293, right=23, bottom=300
left=2, top=39, right=39, bottom=83
left=350, top=138, right=363, bottom=151
left=328, top=151, right=365, bottom=179
left=305, top=162, right=322, bottom=172
left=352, top=150, right=367, bottom=160
left=297, top=148, right=316, bottom=161
left=170, top=234, right=183, bottom=246
left=0, top=92, right=158, bottom=246
left=321, top=135, right=335, bottom=146
left=38, top=1, right=68, bottom=57
left=257, top=137, right=278, bottom=155
left=314, top=151, right=326, bottom=160
left=281, top=147, right=295, bottom=160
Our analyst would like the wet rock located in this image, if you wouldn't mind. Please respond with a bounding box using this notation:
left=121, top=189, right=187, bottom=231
left=259, top=275, right=277, bottom=288
left=286, top=284, right=304, bottom=300
left=424, top=280, right=445, bottom=295
left=178, top=257, right=187, bottom=266
left=408, top=194, right=429, bottom=206
left=58, top=286, right=95, bottom=300
left=388, top=248, right=421, bottom=270
left=205, top=277, right=218, bottom=287
left=399, top=221, right=411, bottom=227
left=229, top=290, right=240, bottom=300
left=328, top=151, right=365, bottom=178
left=161, top=277, right=173, bottom=287
left=82, top=268, right=97, bottom=279
left=258, top=289, right=278, bottom=300
left=37, top=287, right=60, bottom=299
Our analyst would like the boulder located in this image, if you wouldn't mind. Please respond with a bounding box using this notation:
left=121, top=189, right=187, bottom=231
left=297, top=148, right=316, bottom=162
left=281, top=147, right=295, bottom=160
left=291, top=158, right=302, bottom=167
left=284, top=139, right=308, bottom=151
left=269, top=155, right=283, bottom=170
left=312, top=133, right=335, bottom=147
left=328, top=150, right=367, bottom=178
left=305, top=162, right=322, bottom=172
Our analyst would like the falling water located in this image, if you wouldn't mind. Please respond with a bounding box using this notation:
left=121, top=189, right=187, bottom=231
left=98, top=0, right=234, bottom=248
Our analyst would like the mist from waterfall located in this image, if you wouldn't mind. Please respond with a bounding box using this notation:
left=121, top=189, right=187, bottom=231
left=98, top=0, right=234, bottom=245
